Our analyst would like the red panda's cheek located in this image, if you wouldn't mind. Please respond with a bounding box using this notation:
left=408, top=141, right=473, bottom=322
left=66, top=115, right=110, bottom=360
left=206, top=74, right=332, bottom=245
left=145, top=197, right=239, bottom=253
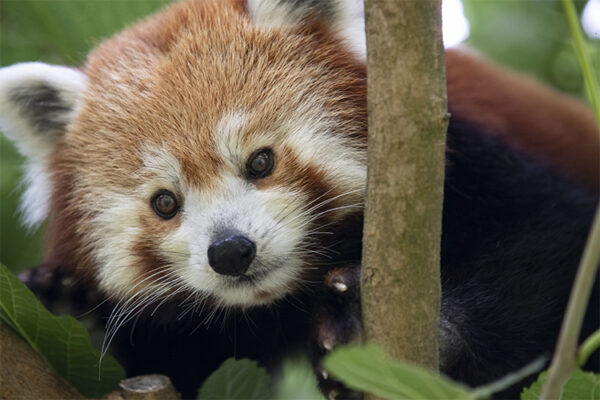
left=81, top=190, right=177, bottom=298
left=256, top=143, right=363, bottom=225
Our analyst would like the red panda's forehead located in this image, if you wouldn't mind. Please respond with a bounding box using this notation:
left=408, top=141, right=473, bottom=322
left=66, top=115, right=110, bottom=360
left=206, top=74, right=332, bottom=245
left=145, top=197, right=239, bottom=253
left=74, top=0, right=366, bottom=187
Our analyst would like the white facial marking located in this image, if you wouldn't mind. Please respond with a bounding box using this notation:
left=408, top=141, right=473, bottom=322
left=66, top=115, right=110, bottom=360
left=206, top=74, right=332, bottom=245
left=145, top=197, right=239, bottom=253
left=139, top=145, right=183, bottom=197
left=91, top=193, right=146, bottom=298
left=281, top=107, right=367, bottom=209
left=213, top=111, right=250, bottom=169
left=181, top=175, right=308, bottom=306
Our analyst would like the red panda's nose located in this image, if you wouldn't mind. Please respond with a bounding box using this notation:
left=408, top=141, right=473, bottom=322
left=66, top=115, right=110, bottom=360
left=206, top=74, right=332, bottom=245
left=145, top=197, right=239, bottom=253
left=207, top=234, right=256, bottom=276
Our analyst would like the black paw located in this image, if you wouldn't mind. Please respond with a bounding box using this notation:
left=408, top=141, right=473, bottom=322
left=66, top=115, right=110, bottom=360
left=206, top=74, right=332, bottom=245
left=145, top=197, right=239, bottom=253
left=18, top=265, right=103, bottom=317
left=311, top=264, right=363, bottom=400
left=18, top=264, right=64, bottom=300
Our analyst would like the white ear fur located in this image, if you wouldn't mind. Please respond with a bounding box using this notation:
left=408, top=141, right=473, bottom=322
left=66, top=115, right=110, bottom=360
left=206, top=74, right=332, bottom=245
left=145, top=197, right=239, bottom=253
left=246, top=0, right=366, bottom=61
left=0, top=62, right=86, bottom=227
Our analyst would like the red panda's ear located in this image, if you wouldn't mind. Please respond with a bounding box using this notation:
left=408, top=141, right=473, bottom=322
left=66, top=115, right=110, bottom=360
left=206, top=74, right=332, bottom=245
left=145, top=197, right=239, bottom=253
left=246, top=0, right=366, bottom=60
left=0, top=62, right=86, bottom=159
left=0, top=62, right=86, bottom=227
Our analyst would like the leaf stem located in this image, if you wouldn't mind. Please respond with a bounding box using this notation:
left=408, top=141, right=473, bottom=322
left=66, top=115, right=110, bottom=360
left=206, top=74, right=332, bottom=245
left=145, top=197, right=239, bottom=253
left=577, top=329, right=600, bottom=367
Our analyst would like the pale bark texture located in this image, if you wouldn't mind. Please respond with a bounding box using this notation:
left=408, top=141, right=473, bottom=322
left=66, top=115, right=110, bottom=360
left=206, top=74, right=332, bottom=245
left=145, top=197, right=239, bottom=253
left=360, top=0, right=447, bottom=371
left=0, top=324, right=84, bottom=399
left=0, top=323, right=179, bottom=399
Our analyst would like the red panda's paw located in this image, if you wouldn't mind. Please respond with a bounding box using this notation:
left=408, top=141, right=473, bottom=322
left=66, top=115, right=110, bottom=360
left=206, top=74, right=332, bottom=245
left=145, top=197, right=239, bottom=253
left=18, top=265, right=104, bottom=320
left=18, top=265, right=66, bottom=302
left=311, top=264, right=363, bottom=399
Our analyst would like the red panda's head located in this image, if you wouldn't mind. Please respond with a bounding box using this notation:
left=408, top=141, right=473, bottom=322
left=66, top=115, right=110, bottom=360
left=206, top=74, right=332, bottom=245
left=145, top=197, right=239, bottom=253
left=0, top=0, right=366, bottom=308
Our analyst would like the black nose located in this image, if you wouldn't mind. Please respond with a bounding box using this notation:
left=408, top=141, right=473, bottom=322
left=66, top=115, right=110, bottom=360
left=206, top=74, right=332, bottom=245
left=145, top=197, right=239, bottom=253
left=207, top=235, right=256, bottom=276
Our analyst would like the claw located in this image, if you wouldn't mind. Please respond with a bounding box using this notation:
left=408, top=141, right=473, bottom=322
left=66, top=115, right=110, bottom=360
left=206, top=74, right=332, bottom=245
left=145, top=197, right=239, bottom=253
left=321, top=369, right=328, bottom=380
left=332, top=281, right=347, bottom=292
left=328, top=389, right=340, bottom=400
left=322, top=339, right=334, bottom=351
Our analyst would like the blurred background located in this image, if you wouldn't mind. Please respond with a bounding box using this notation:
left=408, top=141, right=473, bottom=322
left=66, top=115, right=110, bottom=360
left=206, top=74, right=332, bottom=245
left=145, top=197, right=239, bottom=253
left=0, top=0, right=599, bottom=272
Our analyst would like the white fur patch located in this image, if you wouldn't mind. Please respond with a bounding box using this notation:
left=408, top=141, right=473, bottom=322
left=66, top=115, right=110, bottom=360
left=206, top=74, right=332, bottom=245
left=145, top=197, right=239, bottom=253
left=91, top=193, right=145, bottom=298
left=281, top=108, right=367, bottom=211
left=246, top=0, right=366, bottom=61
left=139, top=145, right=184, bottom=197
left=181, top=175, right=308, bottom=307
left=213, top=111, right=249, bottom=169
left=0, top=62, right=86, bottom=227
left=216, top=110, right=366, bottom=217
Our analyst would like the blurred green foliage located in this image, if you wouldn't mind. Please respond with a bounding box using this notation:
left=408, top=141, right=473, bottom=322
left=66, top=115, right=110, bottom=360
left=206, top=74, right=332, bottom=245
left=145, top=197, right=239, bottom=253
left=0, top=0, right=598, bottom=273
left=462, top=0, right=599, bottom=97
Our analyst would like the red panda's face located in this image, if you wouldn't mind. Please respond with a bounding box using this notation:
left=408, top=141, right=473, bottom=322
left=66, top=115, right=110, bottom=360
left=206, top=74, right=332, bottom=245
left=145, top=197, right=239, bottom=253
left=0, top=0, right=366, bottom=308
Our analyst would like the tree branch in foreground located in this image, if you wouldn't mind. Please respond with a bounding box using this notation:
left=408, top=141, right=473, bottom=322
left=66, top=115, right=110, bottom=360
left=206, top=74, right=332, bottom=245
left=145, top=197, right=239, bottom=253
left=361, top=0, right=447, bottom=372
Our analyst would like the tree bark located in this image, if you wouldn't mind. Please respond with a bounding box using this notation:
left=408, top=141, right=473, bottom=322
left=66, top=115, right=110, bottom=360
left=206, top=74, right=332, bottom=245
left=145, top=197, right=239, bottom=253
left=0, top=323, right=179, bottom=400
left=360, top=0, right=447, bottom=372
left=0, top=323, right=84, bottom=399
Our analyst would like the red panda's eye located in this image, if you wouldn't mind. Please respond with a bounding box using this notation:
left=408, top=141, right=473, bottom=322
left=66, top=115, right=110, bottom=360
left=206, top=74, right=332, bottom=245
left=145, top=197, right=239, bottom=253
left=247, top=148, right=274, bottom=179
left=151, top=190, right=179, bottom=219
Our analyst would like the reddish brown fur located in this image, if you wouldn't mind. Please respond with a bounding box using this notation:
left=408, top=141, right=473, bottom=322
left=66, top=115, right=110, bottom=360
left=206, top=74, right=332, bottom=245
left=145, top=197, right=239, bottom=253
left=44, top=0, right=367, bottom=286
left=446, top=47, right=600, bottom=193
left=134, top=212, right=183, bottom=278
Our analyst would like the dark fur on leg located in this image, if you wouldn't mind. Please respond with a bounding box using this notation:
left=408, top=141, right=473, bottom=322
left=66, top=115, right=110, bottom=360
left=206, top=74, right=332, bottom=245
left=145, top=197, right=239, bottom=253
left=440, top=119, right=598, bottom=396
left=311, top=264, right=363, bottom=399
left=309, top=117, right=599, bottom=398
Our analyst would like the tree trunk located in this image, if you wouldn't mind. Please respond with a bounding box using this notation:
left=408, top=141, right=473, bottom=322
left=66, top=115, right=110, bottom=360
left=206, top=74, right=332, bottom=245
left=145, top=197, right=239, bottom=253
left=360, top=0, right=447, bottom=372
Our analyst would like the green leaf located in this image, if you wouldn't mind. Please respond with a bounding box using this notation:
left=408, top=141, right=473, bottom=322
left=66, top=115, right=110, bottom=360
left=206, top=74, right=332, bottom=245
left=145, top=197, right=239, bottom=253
left=197, top=358, right=273, bottom=400
left=521, top=369, right=600, bottom=400
left=273, top=355, right=325, bottom=400
left=323, top=344, right=473, bottom=400
left=0, top=264, right=125, bottom=398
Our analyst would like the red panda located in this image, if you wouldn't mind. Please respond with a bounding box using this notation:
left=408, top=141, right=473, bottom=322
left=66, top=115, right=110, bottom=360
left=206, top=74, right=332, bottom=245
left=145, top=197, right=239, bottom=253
left=0, top=0, right=598, bottom=398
